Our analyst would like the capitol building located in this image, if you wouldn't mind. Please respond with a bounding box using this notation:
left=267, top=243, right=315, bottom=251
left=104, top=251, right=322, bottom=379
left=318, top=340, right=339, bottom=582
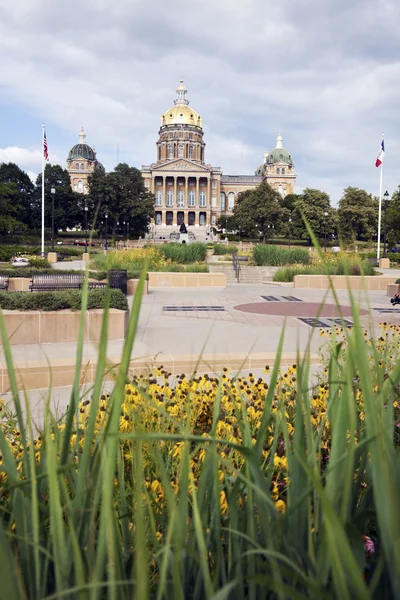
left=66, top=80, right=296, bottom=235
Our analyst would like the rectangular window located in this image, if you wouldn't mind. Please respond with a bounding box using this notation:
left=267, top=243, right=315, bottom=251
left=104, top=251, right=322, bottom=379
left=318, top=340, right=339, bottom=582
left=199, top=192, right=206, bottom=207
left=155, top=191, right=162, bottom=206
left=145, top=180, right=150, bottom=188
left=188, top=191, right=195, bottom=207
left=167, top=190, right=173, bottom=206
left=212, top=181, right=217, bottom=189
left=177, top=191, right=184, bottom=207
left=211, top=196, right=217, bottom=208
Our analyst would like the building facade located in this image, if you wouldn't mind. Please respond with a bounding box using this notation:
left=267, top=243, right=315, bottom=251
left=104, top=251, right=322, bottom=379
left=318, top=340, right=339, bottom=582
left=66, top=128, right=104, bottom=194
left=141, top=80, right=296, bottom=234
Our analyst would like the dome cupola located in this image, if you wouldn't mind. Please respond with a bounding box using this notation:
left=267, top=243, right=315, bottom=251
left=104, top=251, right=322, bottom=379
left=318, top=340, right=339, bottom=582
left=266, top=132, right=293, bottom=165
left=160, top=79, right=203, bottom=129
left=68, top=128, right=97, bottom=161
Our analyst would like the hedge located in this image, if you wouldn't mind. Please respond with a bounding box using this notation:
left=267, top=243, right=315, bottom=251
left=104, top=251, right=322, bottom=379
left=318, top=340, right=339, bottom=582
left=0, top=245, right=85, bottom=262
left=0, top=289, right=128, bottom=311
left=158, top=243, right=207, bottom=264
left=213, top=244, right=238, bottom=255
left=252, top=244, right=311, bottom=266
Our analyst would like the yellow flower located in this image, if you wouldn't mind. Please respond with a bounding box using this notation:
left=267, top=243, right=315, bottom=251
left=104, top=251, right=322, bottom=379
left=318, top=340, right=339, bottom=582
left=275, top=499, right=286, bottom=513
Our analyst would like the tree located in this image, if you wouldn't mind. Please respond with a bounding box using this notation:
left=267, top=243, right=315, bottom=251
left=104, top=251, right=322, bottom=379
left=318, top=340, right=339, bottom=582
left=32, top=164, right=79, bottom=232
left=0, top=182, right=27, bottom=233
left=386, top=186, right=400, bottom=248
left=0, top=162, right=35, bottom=228
left=337, top=187, right=378, bottom=241
left=291, top=189, right=335, bottom=241
left=88, top=163, right=154, bottom=236
left=233, top=182, right=284, bottom=242
left=216, top=214, right=237, bottom=232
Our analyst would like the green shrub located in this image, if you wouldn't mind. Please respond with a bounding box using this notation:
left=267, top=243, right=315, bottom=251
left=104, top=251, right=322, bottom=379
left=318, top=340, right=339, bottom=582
left=0, top=289, right=128, bottom=311
left=273, top=260, right=376, bottom=282
left=26, top=256, right=51, bottom=268
left=0, top=268, right=81, bottom=278
left=159, top=242, right=207, bottom=263
left=253, top=244, right=311, bottom=266
left=213, top=244, right=238, bottom=255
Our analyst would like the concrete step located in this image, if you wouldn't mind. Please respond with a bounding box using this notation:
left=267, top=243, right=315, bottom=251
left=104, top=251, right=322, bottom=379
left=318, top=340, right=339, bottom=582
left=209, top=264, right=277, bottom=284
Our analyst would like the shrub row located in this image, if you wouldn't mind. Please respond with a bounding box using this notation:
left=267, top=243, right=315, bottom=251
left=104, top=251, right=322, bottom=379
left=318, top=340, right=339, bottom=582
left=252, top=244, right=311, bottom=266
left=273, top=261, right=376, bottom=282
left=212, top=244, right=238, bottom=255
left=0, top=289, right=128, bottom=311
left=0, top=245, right=85, bottom=262
left=158, top=242, right=207, bottom=264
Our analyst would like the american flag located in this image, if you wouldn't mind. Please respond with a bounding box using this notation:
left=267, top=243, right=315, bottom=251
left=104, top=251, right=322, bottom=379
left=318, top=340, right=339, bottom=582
left=43, top=130, right=49, bottom=161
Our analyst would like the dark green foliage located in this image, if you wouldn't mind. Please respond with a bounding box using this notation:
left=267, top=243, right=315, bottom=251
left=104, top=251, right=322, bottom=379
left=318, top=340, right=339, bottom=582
left=273, top=260, right=376, bottom=281
left=337, top=187, right=378, bottom=241
left=213, top=244, right=238, bottom=255
left=233, top=182, right=283, bottom=242
left=25, top=257, right=51, bottom=269
left=0, top=268, right=81, bottom=278
left=0, top=289, right=128, bottom=311
left=158, top=242, right=207, bottom=263
left=87, top=163, right=154, bottom=237
left=252, top=244, right=311, bottom=266
left=0, top=244, right=84, bottom=262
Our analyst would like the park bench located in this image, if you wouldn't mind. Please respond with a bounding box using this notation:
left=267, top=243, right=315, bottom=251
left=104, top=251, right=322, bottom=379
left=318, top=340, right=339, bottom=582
left=30, top=274, right=83, bottom=292
left=0, top=275, right=10, bottom=291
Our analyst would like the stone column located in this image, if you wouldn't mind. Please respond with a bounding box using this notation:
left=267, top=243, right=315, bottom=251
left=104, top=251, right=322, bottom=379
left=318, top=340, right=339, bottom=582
left=185, top=176, right=189, bottom=207
left=150, top=176, right=155, bottom=194
left=173, top=176, right=177, bottom=206
left=207, top=177, right=212, bottom=227
left=162, top=176, right=166, bottom=206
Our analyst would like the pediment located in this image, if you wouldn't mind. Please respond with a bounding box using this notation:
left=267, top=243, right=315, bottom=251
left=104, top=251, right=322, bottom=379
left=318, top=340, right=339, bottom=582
left=152, top=159, right=211, bottom=173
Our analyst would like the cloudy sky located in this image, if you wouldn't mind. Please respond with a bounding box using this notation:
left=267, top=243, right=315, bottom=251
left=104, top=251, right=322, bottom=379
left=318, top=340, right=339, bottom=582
left=0, top=0, right=398, bottom=205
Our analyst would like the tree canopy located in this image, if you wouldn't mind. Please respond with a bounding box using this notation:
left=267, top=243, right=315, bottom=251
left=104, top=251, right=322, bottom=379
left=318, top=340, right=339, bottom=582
left=233, top=183, right=284, bottom=242
left=87, top=163, right=154, bottom=236
left=337, top=187, right=378, bottom=241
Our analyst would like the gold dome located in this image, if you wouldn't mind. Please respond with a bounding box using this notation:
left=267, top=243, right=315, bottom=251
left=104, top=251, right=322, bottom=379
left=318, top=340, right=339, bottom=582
left=161, top=104, right=202, bottom=128
left=160, top=79, right=202, bottom=128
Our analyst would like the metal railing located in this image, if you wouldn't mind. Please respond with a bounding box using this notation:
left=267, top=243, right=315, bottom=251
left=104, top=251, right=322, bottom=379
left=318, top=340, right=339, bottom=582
left=232, top=252, right=241, bottom=283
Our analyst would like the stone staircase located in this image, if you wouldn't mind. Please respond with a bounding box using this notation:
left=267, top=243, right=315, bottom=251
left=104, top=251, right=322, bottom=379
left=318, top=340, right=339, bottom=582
left=209, top=264, right=278, bottom=284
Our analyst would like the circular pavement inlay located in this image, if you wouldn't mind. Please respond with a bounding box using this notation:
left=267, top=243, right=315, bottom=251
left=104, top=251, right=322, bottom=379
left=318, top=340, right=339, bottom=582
left=233, top=302, right=369, bottom=318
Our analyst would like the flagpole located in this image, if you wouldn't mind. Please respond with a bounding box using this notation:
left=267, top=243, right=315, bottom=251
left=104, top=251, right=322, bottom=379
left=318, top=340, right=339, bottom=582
left=377, top=165, right=383, bottom=260
left=41, top=123, right=45, bottom=257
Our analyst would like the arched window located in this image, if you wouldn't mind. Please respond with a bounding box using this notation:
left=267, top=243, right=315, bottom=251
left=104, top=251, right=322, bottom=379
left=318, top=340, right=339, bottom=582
left=177, top=190, right=184, bottom=207
left=156, top=190, right=162, bottom=206
left=220, top=192, right=226, bottom=211
left=199, top=191, right=206, bottom=207
left=77, top=180, right=83, bottom=193
left=279, top=154, right=283, bottom=161
left=228, top=192, right=235, bottom=210
left=168, top=145, right=174, bottom=159
left=167, top=190, right=173, bottom=206
left=188, top=191, right=195, bottom=206
left=199, top=213, right=206, bottom=226
left=75, top=162, right=79, bottom=169
left=212, top=196, right=217, bottom=208
left=155, top=212, right=162, bottom=225
left=282, top=168, right=285, bottom=175
left=179, top=130, right=183, bottom=138
left=81, top=163, right=85, bottom=169
left=189, top=145, right=193, bottom=159
left=276, top=168, right=280, bottom=174
left=278, top=185, right=284, bottom=197
left=178, top=145, right=184, bottom=158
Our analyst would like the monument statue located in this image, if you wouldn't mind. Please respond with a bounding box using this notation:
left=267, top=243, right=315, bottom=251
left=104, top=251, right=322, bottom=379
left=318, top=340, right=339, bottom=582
left=179, top=222, right=188, bottom=234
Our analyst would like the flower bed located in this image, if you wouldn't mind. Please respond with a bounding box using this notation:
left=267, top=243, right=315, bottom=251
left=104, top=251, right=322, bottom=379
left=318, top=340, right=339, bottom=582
left=1, top=309, right=400, bottom=596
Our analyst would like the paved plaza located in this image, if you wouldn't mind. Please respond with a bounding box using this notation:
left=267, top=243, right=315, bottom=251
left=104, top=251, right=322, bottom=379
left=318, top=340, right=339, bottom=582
left=2, top=279, right=399, bottom=423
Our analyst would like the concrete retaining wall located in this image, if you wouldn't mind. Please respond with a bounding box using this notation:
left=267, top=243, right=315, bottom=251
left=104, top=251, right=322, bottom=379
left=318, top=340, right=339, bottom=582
left=148, top=272, right=226, bottom=287
left=0, top=309, right=128, bottom=345
left=387, top=284, right=398, bottom=297
left=294, top=275, right=398, bottom=290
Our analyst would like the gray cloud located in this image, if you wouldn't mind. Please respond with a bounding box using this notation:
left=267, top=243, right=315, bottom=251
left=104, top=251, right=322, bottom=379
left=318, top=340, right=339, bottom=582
left=0, top=0, right=399, bottom=205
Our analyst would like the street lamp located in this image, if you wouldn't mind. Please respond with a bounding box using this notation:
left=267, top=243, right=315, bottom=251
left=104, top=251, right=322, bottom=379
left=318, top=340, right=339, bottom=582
left=288, top=217, right=292, bottom=249
left=105, top=212, right=108, bottom=251
left=50, top=187, right=56, bottom=252
left=324, top=211, right=328, bottom=253
left=84, top=204, right=88, bottom=252
left=123, top=220, right=126, bottom=248
left=126, top=221, right=129, bottom=247
left=383, top=190, right=390, bottom=258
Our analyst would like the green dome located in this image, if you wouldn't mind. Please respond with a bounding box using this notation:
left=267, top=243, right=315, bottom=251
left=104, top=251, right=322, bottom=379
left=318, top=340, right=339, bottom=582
left=266, top=147, right=293, bottom=165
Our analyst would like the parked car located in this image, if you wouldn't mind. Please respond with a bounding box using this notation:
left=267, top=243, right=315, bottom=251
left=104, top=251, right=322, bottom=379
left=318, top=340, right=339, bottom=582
left=74, top=239, right=96, bottom=247
left=390, top=247, right=400, bottom=253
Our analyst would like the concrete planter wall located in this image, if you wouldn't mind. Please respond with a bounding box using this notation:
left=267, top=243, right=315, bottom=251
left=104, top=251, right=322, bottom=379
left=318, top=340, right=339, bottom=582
left=0, top=309, right=128, bottom=345
left=294, top=275, right=397, bottom=290
left=148, top=272, right=226, bottom=287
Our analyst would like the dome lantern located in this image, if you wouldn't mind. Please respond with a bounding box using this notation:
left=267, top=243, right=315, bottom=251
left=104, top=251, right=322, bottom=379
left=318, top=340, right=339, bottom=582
left=174, top=78, right=189, bottom=106
left=67, top=128, right=97, bottom=161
